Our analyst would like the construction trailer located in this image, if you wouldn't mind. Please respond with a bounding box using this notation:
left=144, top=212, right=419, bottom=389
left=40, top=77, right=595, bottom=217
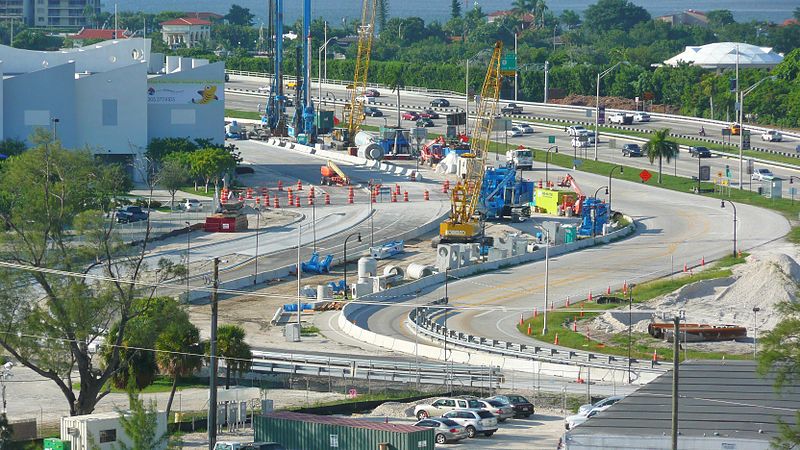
left=480, top=166, right=534, bottom=221
left=61, top=411, right=167, bottom=450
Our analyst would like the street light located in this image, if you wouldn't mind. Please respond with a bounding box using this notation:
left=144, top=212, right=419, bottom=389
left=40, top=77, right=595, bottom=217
left=317, top=37, right=337, bottom=112
left=608, top=165, right=623, bottom=213
left=627, top=283, right=634, bottom=384
left=595, top=61, right=625, bottom=160
left=1, top=361, right=13, bottom=414
left=593, top=186, right=608, bottom=199
left=720, top=200, right=738, bottom=257
left=465, top=49, right=491, bottom=135
left=185, top=221, right=191, bottom=299
left=542, top=228, right=550, bottom=335
left=51, top=117, right=60, bottom=140
left=342, top=232, right=362, bottom=300
left=752, top=306, right=760, bottom=359
left=253, top=208, right=261, bottom=283
left=544, top=146, right=558, bottom=184
left=737, top=75, right=776, bottom=190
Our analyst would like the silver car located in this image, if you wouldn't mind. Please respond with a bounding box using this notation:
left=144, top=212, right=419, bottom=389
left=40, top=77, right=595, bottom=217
left=476, top=399, right=514, bottom=422
left=442, top=409, right=498, bottom=438
left=413, top=418, right=468, bottom=444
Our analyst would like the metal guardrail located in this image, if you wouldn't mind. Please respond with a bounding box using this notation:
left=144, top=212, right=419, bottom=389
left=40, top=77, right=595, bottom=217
left=248, top=350, right=504, bottom=388
left=408, top=302, right=666, bottom=380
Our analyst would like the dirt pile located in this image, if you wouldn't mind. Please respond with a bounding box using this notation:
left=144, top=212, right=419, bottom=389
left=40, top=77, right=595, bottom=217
left=368, top=397, right=440, bottom=418
left=549, top=94, right=680, bottom=114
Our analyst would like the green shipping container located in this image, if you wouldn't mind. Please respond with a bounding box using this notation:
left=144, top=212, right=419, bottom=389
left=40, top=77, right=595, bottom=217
left=43, top=438, right=70, bottom=450
left=255, top=412, right=434, bottom=450
left=315, top=111, right=334, bottom=133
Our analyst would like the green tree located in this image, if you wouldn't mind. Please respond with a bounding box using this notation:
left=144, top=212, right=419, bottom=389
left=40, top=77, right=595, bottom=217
left=0, top=131, right=182, bottom=415
left=155, top=320, right=203, bottom=420
left=145, top=137, right=199, bottom=161
left=213, top=325, right=252, bottom=389
left=376, top=0, right=389, bottom=32
left=706, top=10, right=736, bottom=27
left=158, top=156, right=191, bottom=209
left=0, top=413, right=11, bottom=445
left=0, top=139, right=26, bottom=158
left=110, top=393, right=170, bottom=450
left=12, top=29, right=61, bottom=50
left=450, top=0, right=461, bottom=19
left=584, top=0, right=650, bottom=31
left=188, top=147, right=236, bottom=193
left=559, top=9, right=581, bottom=29
left=643, top=128, right=679, bottom=184
left=224, top=4, right=254, bottom=27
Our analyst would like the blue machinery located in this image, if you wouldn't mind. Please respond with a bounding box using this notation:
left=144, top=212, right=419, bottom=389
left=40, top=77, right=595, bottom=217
left=480, top=166, right=534, bottom=220
left=578, top=197, right=608, bottom=237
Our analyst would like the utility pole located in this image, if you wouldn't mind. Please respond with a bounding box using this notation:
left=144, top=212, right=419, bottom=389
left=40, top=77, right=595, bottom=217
left=543, top=61, right=549, bottom=103
left=208, top=257, right=220, bottom=450
left=671, top=315, right=680, bottom=450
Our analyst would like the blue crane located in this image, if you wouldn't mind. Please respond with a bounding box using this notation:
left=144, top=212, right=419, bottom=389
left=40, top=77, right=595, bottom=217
left=290, top=0, right=316, bottom=143
left=264, top=0, right=285, bottom=133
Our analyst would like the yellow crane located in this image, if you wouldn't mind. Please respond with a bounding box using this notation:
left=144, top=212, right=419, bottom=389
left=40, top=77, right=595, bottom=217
left=337, top=0, right=377, bottom=148
left=439, top=41, right=504, bottom=244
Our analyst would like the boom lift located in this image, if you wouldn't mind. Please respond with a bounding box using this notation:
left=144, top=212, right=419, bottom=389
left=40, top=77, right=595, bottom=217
left=558, top=174, right=586, bottom=215
left=438, top=41, right=504, bottom=244
left=332, top=0, right=377, bottom=151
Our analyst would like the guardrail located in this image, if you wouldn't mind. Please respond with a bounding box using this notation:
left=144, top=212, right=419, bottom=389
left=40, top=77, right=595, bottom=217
left=249, top=350, right=503, bottom=388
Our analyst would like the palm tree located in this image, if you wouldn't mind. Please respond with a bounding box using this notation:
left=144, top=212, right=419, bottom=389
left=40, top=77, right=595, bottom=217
left=155, top=321, right=203, bottom=419
left=643, top=128, right=679, bottom=184
left=533, top=0, right=549, bottom=29
left=511, top=0, right=534, bottom=29
left=215, top=325, right=253, bottom=389
left=389, top=67, right=406, bottom=128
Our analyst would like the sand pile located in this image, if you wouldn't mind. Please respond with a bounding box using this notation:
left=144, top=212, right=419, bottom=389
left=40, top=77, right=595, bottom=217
left=368, top=397, right=440, bottom=418
left=592, top=310, right=652, bottom=334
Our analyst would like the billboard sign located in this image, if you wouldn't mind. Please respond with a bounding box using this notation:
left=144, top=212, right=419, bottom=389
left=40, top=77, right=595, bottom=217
left=147, top=79, right=222, bottom=105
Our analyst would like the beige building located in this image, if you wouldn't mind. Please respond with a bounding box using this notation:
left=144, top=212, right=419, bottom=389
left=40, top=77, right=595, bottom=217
left=160, top=17, right=211, bottom=49
left=0, top=0, right=99, bottom=27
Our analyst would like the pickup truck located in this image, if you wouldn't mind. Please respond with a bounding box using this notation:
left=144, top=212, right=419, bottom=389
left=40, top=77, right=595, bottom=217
left=115, top=206, right=149, bottom=223
left=501, top=103, right=523, bottom=114
left=608, top=113, right=633, bottom=125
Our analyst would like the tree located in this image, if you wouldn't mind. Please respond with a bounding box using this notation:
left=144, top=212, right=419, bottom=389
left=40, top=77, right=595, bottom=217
left=0, top=130, right=182, bottom=415
left=110, top=393, right=170, bottom=450
left=0, top=139, right=26, bottom=158
left=157, top=157, right=190, bottom=209
left=12, top=29, right=61, bottom=50
left=450, top=0, right=461, bottom=19
left=213, top=325, right=252, bottom=389
left=145, top=137, right=199, bottom=162
left=706, top=10, right=736, bottom=27
left=0, top=413, right=11, bottom=446
left=155, top=319, right=202, bottom=420
left=584, top=0, right=650, bottom=31
left=224, top=4, right=254, bottom=27
left=377, top=0, right=389, bottom=32
left=643, top=128, right=679, bottom=184
left=188, top=147, right=236, bottom=193
left=559, top=9, right=581, bottom=29
left=795, top=7, right=800, bottom=21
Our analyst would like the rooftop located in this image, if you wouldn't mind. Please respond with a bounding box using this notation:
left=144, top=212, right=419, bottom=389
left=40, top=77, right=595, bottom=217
left=160, top=18, right=211, bottom=26
left=264, top=412, right=427, bottom=434
left=663, top=42, right=784, bottom=69
left=568, top=361, right=799, bottom=441
left=69, top=29, right=129, bottom=40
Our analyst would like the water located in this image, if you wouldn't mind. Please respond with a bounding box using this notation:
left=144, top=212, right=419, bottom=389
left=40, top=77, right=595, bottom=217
left=108, top=0, right=796, bottom=26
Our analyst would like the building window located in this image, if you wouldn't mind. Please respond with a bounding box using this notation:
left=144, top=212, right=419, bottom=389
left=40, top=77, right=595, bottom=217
left=99, top=429, right=116, bottom=443
left=102, top=99, right=118, bottom=126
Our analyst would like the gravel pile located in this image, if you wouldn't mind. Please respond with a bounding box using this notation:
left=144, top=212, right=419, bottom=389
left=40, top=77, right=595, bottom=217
left=368, top=397, right=440, bottom=418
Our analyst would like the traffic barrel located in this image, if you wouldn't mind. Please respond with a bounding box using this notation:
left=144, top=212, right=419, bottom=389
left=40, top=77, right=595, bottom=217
left=606, top=285, right=611, bottom=295
left=587, top=290, right=593, bottom=302
left=255, top=197, right=261, bottom=206
left=309, top=186, right=315, bottom=198
left=295, top=197, right=301, bottom=207
left=277, top=180, right=283, bottom=191
left=246, top=187, right=253, bottom=199
left=391, top=192, right=397, bottom=203
left=325, top=193, right=331, bottom=205
left=395, top=184, right=400, bottom=195
left=622, top=281, right=628, bottom=294
left=237, top=193, right=244, bottom=202
left=273, top=197, right=280, bottom=208
left=348, top=186, right=354, bottom=197
left=403, top=191, right=409, bottom=202
left=297, top=180, right=303, bottom=191
left=372, top=193, right=377, bottom=203
left=308, top=196, right=314, bottom=206
left=424, top=190, right=430, bottom=201
left=348, top=193, right=354, bottom=204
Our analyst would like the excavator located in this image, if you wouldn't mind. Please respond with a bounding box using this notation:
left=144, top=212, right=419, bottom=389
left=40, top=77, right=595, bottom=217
left=558, top=174, right=586, bottom=215
left=437, top=41, right=504, bottom=245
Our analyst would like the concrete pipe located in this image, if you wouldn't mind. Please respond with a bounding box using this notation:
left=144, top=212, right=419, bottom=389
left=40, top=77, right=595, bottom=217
left=357, top=143, right=384, bottom=161
left=407, top=263, right=434, bottom=280
left=358, top=256, right=378, bottom=279
left=383, top=264, right=405, bottom=279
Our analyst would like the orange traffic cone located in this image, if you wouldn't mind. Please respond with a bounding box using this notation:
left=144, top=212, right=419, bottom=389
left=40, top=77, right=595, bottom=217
left=565, top=297, right=570, bottom=307
left=554, top=333, right=559, bottom=345
left=652, top=349, right=658, bottom=362
left=588, top=290, right=593, bottom=302
left=580, top=305, right=584, bottom=317
left=623, top=281, right=628, bottom=294
left=606, top=285, right=611, bottom=295
left=527, top=323, right=532, bottom=335
left=573, top=318, right=577, bottom=332
left=683, top=263, right=688, bottom=273
left=533, top=307, right=537, bottom=319
left=701, top=256, right=705, bottom=266
left=519, top=314, right=523, bottom=326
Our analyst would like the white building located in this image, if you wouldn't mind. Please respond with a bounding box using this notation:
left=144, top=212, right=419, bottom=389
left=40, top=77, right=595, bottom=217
left=160, top=17, right=212, bottom=49
left=61, top=410, right=167, bottom=450
left=0, top=38, right=224, bottom=181
left=663, top=42, right=784, bottom=69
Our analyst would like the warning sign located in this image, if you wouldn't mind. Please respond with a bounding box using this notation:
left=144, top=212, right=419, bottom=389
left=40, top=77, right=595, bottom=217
left=639, top=170, right=652, bottom=182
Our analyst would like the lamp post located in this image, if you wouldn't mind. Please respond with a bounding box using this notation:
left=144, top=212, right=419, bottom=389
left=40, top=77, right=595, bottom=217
left=185, top=221, right=191, bottom=299
left=342, top=232, right=362, bottom=300
left=545, top=146, right=558, bottom=185
left=737, top=75, right=776, bottom=189
left=752, top=306, right=760, bottom=359
left=51, top=117, right=60, bottom=140
left=720, top=200, right=738, bottom=257
left=542, top=228, right=550, bottom=335
left=254, top=208, right=261, bottom=283
left=317, top=37, right=337, bottom=112
left=608, top=165, right=623, bottom=213
left=595, top=62, right=624, bottom=161
left=627, top=284, right=634, bottom=384
left=1, top=361, right=13, bottom=414
left=592, top=186, right=608, bottom=238
left=593, top=186, right=608, bottom=199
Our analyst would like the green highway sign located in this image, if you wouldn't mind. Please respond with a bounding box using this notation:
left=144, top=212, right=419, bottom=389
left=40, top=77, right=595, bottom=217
left=500, top=53, right=517, bottom=74
left=548, top=135, right=556, bottom=144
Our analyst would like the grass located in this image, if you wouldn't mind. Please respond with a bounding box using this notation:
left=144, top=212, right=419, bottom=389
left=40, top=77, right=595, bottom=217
left=788, top=225, right=800, bottom=244
left=179, top=186, right=216, bottom=198
left=73, top=376, right=208, bottom=394
left=517, top=255, right=750, bottom=362
left=300, top=325, right=320, bottom=335
left=225, top=108, right=262, bottom=120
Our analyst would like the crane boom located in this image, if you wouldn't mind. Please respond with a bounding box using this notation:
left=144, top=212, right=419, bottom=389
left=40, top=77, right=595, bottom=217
left=439, top=41, right=504, bottom=243
left=343, top=0, right=377, bottom=142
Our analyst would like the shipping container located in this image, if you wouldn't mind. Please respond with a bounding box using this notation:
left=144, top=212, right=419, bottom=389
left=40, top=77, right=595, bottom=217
left=254, top=412, right=434, bottom=450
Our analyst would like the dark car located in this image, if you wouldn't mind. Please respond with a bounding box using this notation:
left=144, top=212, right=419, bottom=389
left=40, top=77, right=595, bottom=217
left=416, top=118, right=435, bottom=127
left=364, top=106, right=383, bottom=117
left=501, top=103, right=523, bottom=114
left=419, top=109, right=440, bottom=119
left=365, top=88, right=381, bottom=97
left=241, top=444, right=285, bottom=450
left=488, top=394, right=534, bottom=418
left=116, top=205, right=149, bottom=223
left=689, top=146, right=711, bottom=158
left=621, top=143, right=643, bottom=157
left=430, top=98, right=450, bottom=107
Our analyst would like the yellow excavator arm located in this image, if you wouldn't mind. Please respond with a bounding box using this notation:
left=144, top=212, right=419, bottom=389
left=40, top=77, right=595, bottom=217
left=342, top=0, right=377, bottom=144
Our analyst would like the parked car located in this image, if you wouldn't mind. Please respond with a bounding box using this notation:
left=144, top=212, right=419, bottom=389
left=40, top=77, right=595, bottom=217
left=115, top=205, right=149, bottom=223
left=243, top=444, right=286, bottom=450
left=622, top=143, right=643, bottom=157
left=516, top=123, right=534, bottom=134
left=442, top=409, right=498, bottom=438
left=182, top=198, right=204, bottom=211
left=565, top=408, right=601, bottom=430
left=633, top=112, right=651, bottom=122
left=416, top=118, right=435, bottom=128
left=402, top=111, right=420, bottom=121
left=688, top=146, right=711, bottom=158
left=608, top=113, right=633, bottom=125
left=414, top=398, right=484, bottom=419
left=475, top=399, right=514, bottom=422
left=752, top=168, right=774, bottom=181
left=413, top=418, right=468, bottom=444
left=365, top=88, right=381, bottom=97
left=577, top=395, right=625, bottom=415
left=507, top=127, right=523, bottom=137
left=363, top=106, right=383, bottom=117
left=488, top=394, right=534, bottom=418
left=501, top=103, right=523, bottom=114
left=430, top=98, right=450, bottom=107
left=761, top=130, right=783, bottom=142
left=419, top=109, right=440, bottom=119
left=566, top=125, right=587, bottom=136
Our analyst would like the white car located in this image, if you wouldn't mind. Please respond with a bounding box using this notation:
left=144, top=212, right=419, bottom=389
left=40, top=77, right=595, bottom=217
left=565, top=408, right=601, bottom=430
left=633, top=112, right=651, bottom=122
left=356, top=95, right=376, bottom=104
left=507, top=127, right=523, bottom=137
left=571, top=137, right=590, bottom=148
left=577, top=395, right=624, bottom=415
left=752, top=168, right=774, bottom=181
left=182, top=198, right=204, bottom=211
left=442, top=409, right=498, bottom=438
left=516, top=123, right=534, bottom=134
left=761, top=130, right=783, bottom=142
left=566, top=125, right=587, bottom=136
left=257, top=86, right=271, bottom=93
left=414, top=398, right=483, bottom=419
